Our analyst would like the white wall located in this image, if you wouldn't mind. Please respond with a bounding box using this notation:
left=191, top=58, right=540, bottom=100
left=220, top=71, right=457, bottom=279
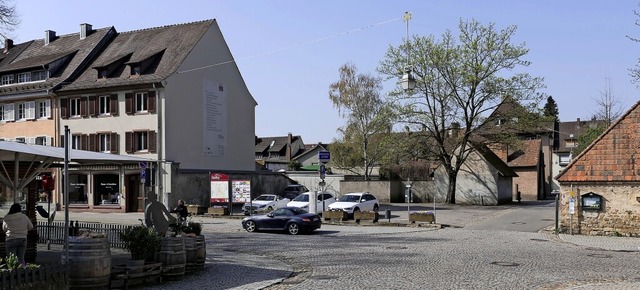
left=164, top=20, right=256, bottom=172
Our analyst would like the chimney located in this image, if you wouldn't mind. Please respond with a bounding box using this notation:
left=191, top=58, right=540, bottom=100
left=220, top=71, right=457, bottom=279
left=80, top=23, right=92, bottom=39
left=44, top=30, right=56, bottom=45
left=286, top=133, right=293, bottom=160
left=3, top=38, right=13, bottom=53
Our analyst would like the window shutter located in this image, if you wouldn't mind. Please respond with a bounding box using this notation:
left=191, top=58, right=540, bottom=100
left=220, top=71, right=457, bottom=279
left=148, top=91, right=156, bottom=113
left=110, top=94, right=118, bottom=116
left=26, top=137, right=35, bottom=144
left=110, top=132, right=118, bottom=153
left=125, top=131, right=133, bottom=153
left=45, top=99, right=51, bottom=118
left=59, top=135, right=64, bottom=147
left=4, top=103, right=13, bottom=121
left=149, top=130, right=157, bottom=153
left=60, top=99, right=68, bottom=119
left=125, top=93, right=133, bottom=114
left=89, top=134, right=97, bottom=151
left=80, top=97, right=88, bottom=117
left=88, top=96, right=96, bottom=116
left=81, top=134, right=89, bottom=150
left=26, top=101, right=35, bottom=120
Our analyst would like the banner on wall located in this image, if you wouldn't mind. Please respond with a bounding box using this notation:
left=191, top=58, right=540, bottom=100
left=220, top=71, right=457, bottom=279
left=210, top=173, right=229, bottom=203
left=232, top=180, right=251, bottom=203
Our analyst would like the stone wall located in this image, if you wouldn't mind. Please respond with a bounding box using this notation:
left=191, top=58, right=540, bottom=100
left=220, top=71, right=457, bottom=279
left=339, top=180, right=436, bottom=203
left=513, top=169, right=538, bottom=201
left=558, top=183, right=640, bottom=236
left=285, top=172, right=344, bottom=195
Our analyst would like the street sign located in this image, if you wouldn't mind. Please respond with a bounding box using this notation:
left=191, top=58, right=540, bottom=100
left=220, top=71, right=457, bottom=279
left=319, top=164, right=326, bottom=180
left=318, top=151, right=330, bottom=163
left=140, top=168, right=146, bottom=184
left=139, top=162, right=147, bottom=169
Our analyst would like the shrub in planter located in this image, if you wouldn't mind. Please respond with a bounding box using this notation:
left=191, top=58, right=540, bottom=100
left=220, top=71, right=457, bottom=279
left=181, top=222, right=202, bottom=237
left=120, top=226, right=162, bottom=261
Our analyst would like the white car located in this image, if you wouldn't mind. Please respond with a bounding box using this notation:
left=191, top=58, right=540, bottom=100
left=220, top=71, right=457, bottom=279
left=328, top=192, right=379, bottom=216
left=243, top=194, right=290, bottom=215
left=287, top=191, right=336, bottom=214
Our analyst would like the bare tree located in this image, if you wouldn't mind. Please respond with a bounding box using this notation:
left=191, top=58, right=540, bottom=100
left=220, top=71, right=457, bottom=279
left=592, top=77, right=624, bottom=126
left=0, top=0, right=18, bottom=40
left=629, top=3, right=640, bottom=84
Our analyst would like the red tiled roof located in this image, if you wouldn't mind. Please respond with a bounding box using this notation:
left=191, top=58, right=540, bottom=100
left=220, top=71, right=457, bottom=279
left=557, top=100, right=640, bottom=182
left=508, top=139, right=541, bottom=167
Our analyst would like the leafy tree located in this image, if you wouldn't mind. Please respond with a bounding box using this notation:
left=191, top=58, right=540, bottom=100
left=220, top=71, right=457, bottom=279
left=543, top=96, right=559, bottom=121
left=591, top=77, right=623, bottom=126
left=329, top=63, right=393, bottom=180
left=378, top=19, right=545, bottom=204
left=0, top=1, right=18, bottom=40
left=287, top=160, right=301, bottom=171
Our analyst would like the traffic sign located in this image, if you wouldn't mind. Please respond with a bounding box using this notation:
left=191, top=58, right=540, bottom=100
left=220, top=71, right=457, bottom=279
left=139, top=162, right=147, bottom=169
left=319, top=164, right=326, bottom=180
left=318, top=151, right=330, bottom=163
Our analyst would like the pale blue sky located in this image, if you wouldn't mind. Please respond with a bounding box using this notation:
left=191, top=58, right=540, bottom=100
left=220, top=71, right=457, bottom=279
left=13, top=1, right=640, bottom=144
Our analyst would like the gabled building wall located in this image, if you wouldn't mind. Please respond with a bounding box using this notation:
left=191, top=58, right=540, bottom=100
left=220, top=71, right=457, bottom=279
left=165, top=20, right=256, bottom=172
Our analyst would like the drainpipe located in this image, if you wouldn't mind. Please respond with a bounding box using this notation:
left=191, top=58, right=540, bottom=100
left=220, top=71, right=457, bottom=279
left=152, top=82, right=164, bottom=205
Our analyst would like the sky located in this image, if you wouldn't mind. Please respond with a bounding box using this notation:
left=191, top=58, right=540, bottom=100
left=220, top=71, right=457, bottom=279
left=12, top=1, right=640, bottom=144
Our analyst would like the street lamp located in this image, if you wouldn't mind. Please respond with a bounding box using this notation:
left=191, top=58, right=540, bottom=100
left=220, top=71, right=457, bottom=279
left=400, top=11, right=416, bottom=91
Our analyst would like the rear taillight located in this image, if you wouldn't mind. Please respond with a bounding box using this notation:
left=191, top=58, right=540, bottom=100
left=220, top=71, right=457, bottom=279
left=302, top=218, right=311, bottom=222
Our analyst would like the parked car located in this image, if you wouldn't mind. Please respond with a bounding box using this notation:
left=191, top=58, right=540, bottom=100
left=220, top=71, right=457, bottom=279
left=241, top=207, right=321, bottom=235
left=328, top=192, right=379, bottom=217
left=281, top=184, right=309, bottom=200
left=242, top=194, right=290, bottom=215
left=287, top=191, right=336, bottom=213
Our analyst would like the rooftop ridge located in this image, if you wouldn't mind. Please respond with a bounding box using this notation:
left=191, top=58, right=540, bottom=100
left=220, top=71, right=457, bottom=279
left=119, top=19, right=214, bottom=35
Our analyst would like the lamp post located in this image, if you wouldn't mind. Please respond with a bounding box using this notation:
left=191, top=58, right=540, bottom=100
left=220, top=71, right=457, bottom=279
left=400, top=11, right=416, bottom=91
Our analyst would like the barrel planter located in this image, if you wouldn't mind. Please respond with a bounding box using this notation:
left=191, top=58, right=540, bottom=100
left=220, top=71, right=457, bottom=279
left=183, top=236, right=198, bottom=273
left=62, top=237, right=111, bottom=290
left=195, top=235, right=206, bottom=269
left=157, top=237, right=186, bottom=280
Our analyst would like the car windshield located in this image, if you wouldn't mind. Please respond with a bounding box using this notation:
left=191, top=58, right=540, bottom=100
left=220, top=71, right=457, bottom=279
left=254, top=195, right=275, bottom=201
left=293, top=194, right=309, bottom=202
left=338, top=195, right=361, bottom=202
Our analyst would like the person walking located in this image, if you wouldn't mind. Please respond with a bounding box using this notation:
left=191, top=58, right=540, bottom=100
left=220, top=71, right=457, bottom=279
left=171, top=199, right=189, bottom=225
left=2, top=203, right=34, bottom=266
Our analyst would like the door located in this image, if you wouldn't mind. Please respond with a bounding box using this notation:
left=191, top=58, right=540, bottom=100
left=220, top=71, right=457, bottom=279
left=126, top=174, right=144, bottom=212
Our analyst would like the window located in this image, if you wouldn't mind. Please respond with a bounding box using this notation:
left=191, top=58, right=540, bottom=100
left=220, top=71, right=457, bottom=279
left=1, top=103, right=13, bottom=121
left=31, top=70, right=47, bottom=81
left=17, top=101, right=34, bottom=120
left=0, top=106, right=3, bottom=121
left=135, top=131, right=147, bottom=151
left=17, top=72, right=30, bottom=83
left=559, top=155, right=571, bottom=166
left=99, top=95, right=110, bottom=115
left=37, top=100, right=51, bottom=119
left=99, top=69, right=108, bottom=79
left=71, top=135, right=81, bottom=149
left=15, top=137, right=25, bottom=143
left=99, top=133, right=111, bottom=152
left=131, top=65, right=141, bottom=76
left=1, top=75, right=13, bottom=85
left=70, top=98, right=81, bottom=117
left=135, top=92, right=147, bottom=112
left=35, top=136, right=50, bottom=146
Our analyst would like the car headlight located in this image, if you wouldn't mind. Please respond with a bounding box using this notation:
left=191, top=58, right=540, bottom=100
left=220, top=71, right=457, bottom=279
left=344, top=207, right=353, bottom=210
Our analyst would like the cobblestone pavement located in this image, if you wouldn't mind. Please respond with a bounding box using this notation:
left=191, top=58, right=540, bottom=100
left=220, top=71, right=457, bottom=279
left=40, top=205, right=640, bottom=290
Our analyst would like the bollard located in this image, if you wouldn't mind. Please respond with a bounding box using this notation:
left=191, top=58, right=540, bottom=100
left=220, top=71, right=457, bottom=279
left=385, top=209, right=391, bottom=222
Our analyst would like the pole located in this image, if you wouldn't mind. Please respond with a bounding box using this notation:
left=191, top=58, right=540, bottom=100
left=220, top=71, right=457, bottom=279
left=47, top=190, right=51, bottom=250
left=555, top=193, right=559, bottom=235
left=63, top=126, right=70, bottom=265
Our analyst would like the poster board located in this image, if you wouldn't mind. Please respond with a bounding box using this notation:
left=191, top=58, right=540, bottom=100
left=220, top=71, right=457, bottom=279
left=210, top=173, right=229, bottom=203
left=232, top=180, right=251, bottom=203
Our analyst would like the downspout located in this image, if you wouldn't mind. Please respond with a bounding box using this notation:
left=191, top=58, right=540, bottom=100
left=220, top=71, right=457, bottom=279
left=152, top=82, right=164, bottom=205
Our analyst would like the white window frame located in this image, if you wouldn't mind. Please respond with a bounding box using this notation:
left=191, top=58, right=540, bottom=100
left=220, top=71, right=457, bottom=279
left=15, top=137, right=25, bottom=143
left=2, top=103, right=14, bottom=121
left=0, top=105, right=4, bottom=122
left=17, top=101, right=34, bottom=120
left=559, top=155, right=571, bottom=166
left=17, top=72, right=31, bottom=83
left=99, top=133, right=111, bottom=152
left=135, top=92, right=148, bottom=112
left=99, top=95, right=110, bottom=115
left=35, top=136, right=51, bottom=146
left=70, top=98, right=81, bottom=117
left=31, top=70, right=47, bottom=81
left=37, top=99, right=51, bottom=119
left=71, top=135, right=81, bottom=150
left=1, top=75, right=13, bottom=85
left=135, top=131, right=148, bottom=152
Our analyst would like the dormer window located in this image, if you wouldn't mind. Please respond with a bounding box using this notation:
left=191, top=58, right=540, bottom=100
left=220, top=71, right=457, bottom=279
left=17, top=72, right=31, bottom=83
left=131, top=65, right=141, bottom=76
left=31, top=70, right=47, bottom=81
left=1, top=75, right=13, bottom=85
left=99, top=68, right=109, bottom=79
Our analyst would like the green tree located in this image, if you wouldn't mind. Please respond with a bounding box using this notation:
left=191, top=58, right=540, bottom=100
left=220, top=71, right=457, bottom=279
left=378, top=19, right=545, bottom=204
left=575, top=123, right=608, bottom=156
left=329, top=63, right=393, bottom=180
left=543, top=96, right=559, bottom=121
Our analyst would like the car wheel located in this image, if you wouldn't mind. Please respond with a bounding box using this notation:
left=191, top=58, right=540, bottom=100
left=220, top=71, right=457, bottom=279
left=287, top=223, right=300, bottom=235
left=373, top=204, right=379, bottom=212
left=267, top=206, right=273, bottom=211
left=245, top=220, right=257, bottom=232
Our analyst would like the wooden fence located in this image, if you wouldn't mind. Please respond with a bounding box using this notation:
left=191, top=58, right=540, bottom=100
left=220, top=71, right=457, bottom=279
left=36, top=221, right=130, bottom=249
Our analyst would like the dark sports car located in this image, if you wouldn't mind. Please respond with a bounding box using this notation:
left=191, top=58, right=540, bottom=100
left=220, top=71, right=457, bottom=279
left=241, top=206, right=321, bottom=235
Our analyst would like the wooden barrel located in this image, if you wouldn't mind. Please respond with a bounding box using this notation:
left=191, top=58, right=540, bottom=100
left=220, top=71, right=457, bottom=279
left=184, top=237, right=198, bottom=273
left=157, top=237, right=186, bottom=280
left=63, top=237, right=111, bottom=290
left=195, top=235, right=206, bottom=269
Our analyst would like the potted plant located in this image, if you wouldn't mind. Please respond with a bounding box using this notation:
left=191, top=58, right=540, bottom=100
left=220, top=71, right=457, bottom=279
left=120, top=226, right=162, bottom=262
left=181, top=221, right=202, bottom=237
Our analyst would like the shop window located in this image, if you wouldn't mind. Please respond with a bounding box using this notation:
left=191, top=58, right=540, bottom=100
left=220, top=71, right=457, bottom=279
left=94, top=174, right=119, bottom=205
left=68, top=174, right=88, bottom=204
